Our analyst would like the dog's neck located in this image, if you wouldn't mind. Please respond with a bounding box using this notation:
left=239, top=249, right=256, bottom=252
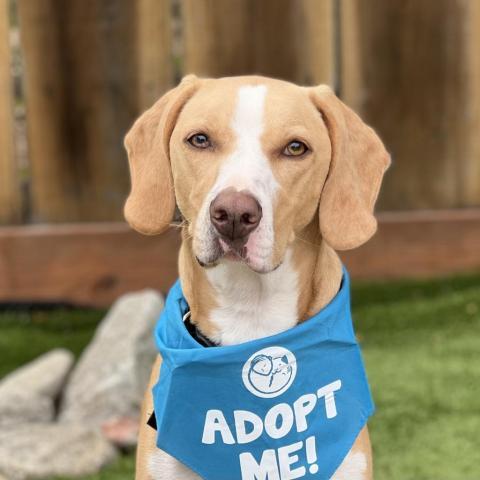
left=178, top=220, right=342, bottom=346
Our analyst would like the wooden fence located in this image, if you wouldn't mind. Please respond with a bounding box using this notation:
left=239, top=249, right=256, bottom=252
left=1, top=0, right=479, bottom=225
left=1, top=0, right=480, bottom=305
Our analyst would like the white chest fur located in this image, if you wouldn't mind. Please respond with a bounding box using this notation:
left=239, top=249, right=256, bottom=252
left=206, top=250, right=299, bottom=345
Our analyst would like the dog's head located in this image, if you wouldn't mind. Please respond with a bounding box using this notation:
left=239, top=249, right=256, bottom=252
left=125, top=75, right=390, bottom=274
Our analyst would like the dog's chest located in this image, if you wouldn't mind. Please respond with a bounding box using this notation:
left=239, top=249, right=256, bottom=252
left=148, top=256, right=301, bottom=480
left=148, top=256, right=369, bottom=480
left=205, top=253, right=299, bottom=345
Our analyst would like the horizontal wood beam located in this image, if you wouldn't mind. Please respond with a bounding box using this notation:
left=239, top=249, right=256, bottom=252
left=341, top=209, right=480, bottom=280
left=0, top=224, right=181, bottom=307
left=1, top=209, right=479, bottom=307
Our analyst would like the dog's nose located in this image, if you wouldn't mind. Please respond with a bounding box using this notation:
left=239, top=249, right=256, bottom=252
left=210, top=189, right=262, bottom=241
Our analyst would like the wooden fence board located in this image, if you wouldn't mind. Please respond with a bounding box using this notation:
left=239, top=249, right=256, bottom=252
left=1, top=210, right=479, bottom=307
left=0, top=0, right=20, bottom=224
left=296, top=0, right=336, bottom=86
left=17, top=0, right=173, bottom=223
left=182, top=0, right=335, bottom=85
left=341, top=0, right=480, bottom=211
left=463, top=0, right=480, bottom=205
left=136, top=0, right=174, bottom=110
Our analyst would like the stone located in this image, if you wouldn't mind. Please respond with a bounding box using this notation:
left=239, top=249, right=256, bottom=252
left=0, top=349, right=74, bottom=428
left=101, top=416, right=140, bottom=449
left=0, top=423, right=117, bottom=480
left=59, top=289, right=163, bottom=426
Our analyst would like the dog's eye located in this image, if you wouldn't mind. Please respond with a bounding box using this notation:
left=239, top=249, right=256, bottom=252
left=187, top=133, right=211, bottom=149
left=283, top=140, right=308, bottom=157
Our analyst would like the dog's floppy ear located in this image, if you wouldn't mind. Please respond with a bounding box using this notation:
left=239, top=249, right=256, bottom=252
left=124, top=75, right=199, bottom=235
left=310, top=85, right=391, bottom=250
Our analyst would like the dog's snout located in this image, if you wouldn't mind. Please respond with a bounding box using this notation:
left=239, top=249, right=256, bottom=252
left=210, top=189, right=262, bottom=241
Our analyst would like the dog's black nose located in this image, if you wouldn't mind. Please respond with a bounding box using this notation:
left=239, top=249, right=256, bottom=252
left=210, top=189, right=262, bottom=241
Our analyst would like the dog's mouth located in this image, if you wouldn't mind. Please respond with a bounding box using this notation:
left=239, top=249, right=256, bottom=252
left=195, top=236, right=248, bottom=268
left=218, top=238, right=248, bottom=261
left=195, top=235, right=282, bottom=274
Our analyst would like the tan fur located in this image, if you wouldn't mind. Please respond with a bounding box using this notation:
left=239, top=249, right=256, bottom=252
left=178, top=232, right=220, bottom=340
left=292, top=219, right=343, bottom=320
left=311, top=86, right=390, bottom=250
left=124, top=75, right=199, bottom=235
left=126, top=75, right=390, bottom=479
left=136, top=355, right=162, bottom=480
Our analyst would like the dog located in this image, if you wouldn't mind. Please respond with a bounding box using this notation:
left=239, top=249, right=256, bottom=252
left=124, top=75, right=390, bottom=480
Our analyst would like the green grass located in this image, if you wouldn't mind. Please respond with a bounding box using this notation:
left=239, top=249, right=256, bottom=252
left=54, top=456, right=135, bottom=480
left=1, top=272, right=479, bottom=480
left=353, top=274, right=480, bottom=480
left=0, top=308, right=105, bottom=379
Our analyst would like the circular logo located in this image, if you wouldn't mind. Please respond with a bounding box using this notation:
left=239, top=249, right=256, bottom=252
left=242, top=346, right=297, bottom=398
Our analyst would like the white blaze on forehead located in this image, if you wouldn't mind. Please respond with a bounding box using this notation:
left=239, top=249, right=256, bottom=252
left=233, top=85, right=266, bottom=130
left=232, top=85, right=267, bottom=160
left=215, top=84, right=278, bottom=195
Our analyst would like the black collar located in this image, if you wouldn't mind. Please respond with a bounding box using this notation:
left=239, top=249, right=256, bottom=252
left=183, top=311, right=218, bottom=348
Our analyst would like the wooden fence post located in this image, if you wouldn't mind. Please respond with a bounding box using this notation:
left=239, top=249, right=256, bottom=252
left=18, top=0, right=173, bottom=223
left=296, top=0, right=336, bottom=87
left=136, top=0, right=173, bottom=110
left=182, top=0, right=335, bottom=86
left=0, top=0, right=21, bottom=224
left=341, top=0, right=480, bottom=210
left=463, top=0, right=480, bottom=206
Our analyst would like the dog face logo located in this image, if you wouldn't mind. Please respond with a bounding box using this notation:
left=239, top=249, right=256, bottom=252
left=242, top=346, right=297, bottom=398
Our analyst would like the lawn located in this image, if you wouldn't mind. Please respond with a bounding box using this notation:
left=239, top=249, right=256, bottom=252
left=1, top=273, right=479, bottom=480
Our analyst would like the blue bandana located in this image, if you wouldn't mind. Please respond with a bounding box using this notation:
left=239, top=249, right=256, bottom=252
left=153, top=269, right=374, bottom=480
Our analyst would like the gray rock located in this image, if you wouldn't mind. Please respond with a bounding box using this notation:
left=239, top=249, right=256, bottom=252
left=101, top=416, right=140, bottom=449
left=0, top=349, right=74, bottom=428
left=59, top=289, right=163, bottom=425
left=0, top=423, right=117, bottom=480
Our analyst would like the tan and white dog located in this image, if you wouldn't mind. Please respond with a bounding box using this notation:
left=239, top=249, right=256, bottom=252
left=124, top=75, right=390, bottom=480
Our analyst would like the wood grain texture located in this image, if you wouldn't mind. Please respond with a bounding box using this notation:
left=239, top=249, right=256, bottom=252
left=0, top=210, right=479, bottom=307
left=0, top=0, right=20, bottom=224
left=136, top=0, right=174, bottom=110
left=0, top=223, right=181, bottom=307
left=182, top=0, right=335, bottom=85
left=341, top=209, right=480, bottom=279
left=463, top=0, right=480, bottom=206
left=17, top=0, right=173, bottom=223
left=341, top=0, right=480, bottom=210
left=296, top=0, right=336, bottom=86
left=18, top=0, right=134, bottom=222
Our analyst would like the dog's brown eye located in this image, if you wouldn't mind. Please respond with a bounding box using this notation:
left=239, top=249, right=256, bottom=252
left=283, top=140, right=308, bottom=157
left=188, top=133, right=210, bottom=149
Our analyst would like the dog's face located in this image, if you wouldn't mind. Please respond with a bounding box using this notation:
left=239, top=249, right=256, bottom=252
left=170, top=78, right=333, bottom=273
left=124, top=76, right=390, bottom=273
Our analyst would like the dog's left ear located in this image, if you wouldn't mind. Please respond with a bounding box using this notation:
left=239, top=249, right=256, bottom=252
left=124, top=75, right=199, bottom=235
left=310, top=85, right=391, bottom=250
